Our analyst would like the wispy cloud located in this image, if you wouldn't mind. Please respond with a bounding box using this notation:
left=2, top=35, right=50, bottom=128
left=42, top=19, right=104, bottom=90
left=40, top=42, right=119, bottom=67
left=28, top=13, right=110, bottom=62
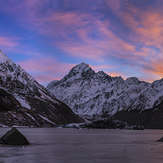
left=36, top=11, right=137, bottom=62
left=91, top=64, right=115, bottom=70
left=1, top=0, right=163, bottom=84
left=141, top=58, right=163, bottom=79
left=0, top=36, right=18, bottom=47
left=18, top=58, right=75, bottom=86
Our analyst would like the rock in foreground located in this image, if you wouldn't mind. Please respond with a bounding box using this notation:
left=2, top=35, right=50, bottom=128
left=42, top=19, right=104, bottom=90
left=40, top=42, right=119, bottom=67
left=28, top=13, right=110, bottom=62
left=1, top=127, right=29, bottom=145
left=157, top=137, right=163, bottom=142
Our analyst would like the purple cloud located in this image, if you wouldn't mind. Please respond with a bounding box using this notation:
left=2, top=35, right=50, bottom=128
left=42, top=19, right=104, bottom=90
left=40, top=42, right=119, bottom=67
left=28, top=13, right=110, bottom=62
left=1, top=0, right=163, bottom=85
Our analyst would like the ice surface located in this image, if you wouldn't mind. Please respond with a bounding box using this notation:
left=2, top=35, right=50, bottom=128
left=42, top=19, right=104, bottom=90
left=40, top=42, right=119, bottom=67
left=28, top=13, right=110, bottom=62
left=0, top=128, right=163, bottom=163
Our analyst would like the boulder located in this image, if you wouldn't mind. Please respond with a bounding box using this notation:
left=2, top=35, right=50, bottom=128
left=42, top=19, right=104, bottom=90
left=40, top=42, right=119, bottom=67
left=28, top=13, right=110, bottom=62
left=0, top=127, right=29, bottom=145
left=157, top=137, right=163, bottom=142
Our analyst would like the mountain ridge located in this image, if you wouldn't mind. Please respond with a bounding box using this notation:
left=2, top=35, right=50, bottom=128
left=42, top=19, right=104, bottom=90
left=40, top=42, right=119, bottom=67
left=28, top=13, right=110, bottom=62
left=47, top=62, right=163, bottom=117
left=0, top=51, right=83, bottom=127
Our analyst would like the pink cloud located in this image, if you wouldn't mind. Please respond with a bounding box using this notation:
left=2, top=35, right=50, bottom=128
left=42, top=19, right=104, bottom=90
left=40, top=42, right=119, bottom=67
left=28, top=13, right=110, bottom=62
left=1, top=0, right=163, bottom=84
left=91, top=64, right=115, bottom=70
left=0, top=35, right=42, bottom=60
left=18, top=58, right=75, bottom=85
left=0, top=1, right=138, bottom=61
left=105, top=0, right=121, bottom=14
left=119, top=2, right=163, bottom=50
left=0, top=36, right=18, bottom=47
left=18, top=58, right=74, bottom=74
left=142, top=59, right=163, bottom=78
left=0, top=36, right=23, bottom=55
left=32, top=75, right=61, bottom=84
left=106, top=71, right=125, bottom=78
left=41, top=12, right=137, bottom=61
left=2, top=2, right=135, bottom=62
left=0, top=0, right=45, bottom=19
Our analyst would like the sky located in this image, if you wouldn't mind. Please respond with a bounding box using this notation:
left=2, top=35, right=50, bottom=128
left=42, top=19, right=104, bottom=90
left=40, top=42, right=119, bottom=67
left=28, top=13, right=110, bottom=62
left=0, top=0, right=163, bottom=86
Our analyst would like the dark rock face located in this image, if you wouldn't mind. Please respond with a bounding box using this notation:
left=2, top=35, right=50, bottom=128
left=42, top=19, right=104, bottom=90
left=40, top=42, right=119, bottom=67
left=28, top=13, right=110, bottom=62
left=0, top=88, right=21, bottom=112
left=0, top=88, right=84, bottom=127
left=113, top=100, right=163, bottom=129
left=1, top=127, right=29, bottom=145
left=83, top=119, right=125, bottom=129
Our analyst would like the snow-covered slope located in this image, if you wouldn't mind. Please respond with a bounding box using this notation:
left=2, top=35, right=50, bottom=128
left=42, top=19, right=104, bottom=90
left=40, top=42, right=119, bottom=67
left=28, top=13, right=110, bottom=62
left=0, top=50, right=10, bottom=63
left=0, top=51, right=83, bottom=127
left=47, top=62, right=163, bottom=117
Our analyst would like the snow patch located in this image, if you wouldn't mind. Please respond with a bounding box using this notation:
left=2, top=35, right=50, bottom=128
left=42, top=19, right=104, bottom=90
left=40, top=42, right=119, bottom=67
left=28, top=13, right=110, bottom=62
left=26, top=113, right=35, bottom=121
left=39, top=114, right=56, bottom=125
left=0, top=51, right=9, bottom=63
left=15, top=96, right=31, bottom=109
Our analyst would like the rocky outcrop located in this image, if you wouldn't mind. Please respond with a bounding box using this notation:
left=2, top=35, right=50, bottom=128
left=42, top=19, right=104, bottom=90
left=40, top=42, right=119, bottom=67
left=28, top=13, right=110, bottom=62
left=158, top=137, right=163, bottom=142
left=83, top=119, right=124, bottom=129
left=114, top=99, right=163, bottom=129
left=0, top=127, right=29, bottom=145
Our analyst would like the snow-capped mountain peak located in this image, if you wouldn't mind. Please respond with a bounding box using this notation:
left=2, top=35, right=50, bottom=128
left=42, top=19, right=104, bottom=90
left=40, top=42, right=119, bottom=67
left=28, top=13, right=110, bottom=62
left=0, top=50, right=10, bottom=63
left=60, top=62, right=95, bottom=83
left=73, top=62, right=90, bottom=72
left=47, top=62, right=163, bottom=117
left=69, top=62, right=93, bottom=77
left=124, top=77, right=140, bottom=85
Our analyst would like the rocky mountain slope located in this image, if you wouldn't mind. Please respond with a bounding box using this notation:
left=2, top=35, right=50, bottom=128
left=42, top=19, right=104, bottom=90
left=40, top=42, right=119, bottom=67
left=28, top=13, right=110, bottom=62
left=0, top=50, right=83, bottom=127
left=113, top=99, right=163, bottom=129
left=47, top=62, right=163, bottom=119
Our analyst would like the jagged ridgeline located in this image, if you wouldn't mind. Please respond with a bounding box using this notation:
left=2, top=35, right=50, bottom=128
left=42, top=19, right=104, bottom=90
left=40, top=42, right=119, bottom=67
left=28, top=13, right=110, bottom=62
left=47, top=62, right=163, bottom=128
left=0, top=50, right=83, bottom=127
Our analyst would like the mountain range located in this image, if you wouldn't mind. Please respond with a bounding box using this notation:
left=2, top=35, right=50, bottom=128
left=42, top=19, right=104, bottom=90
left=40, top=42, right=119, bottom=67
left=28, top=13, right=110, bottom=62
left=47, top=62, right=163, bottom=128
left=0, top=50, right=83, bottom=127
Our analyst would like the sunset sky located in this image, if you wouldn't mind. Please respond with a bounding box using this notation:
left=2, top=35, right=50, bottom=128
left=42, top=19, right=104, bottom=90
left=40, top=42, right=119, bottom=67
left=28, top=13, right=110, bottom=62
left=1, top=0, right=163, bottom=86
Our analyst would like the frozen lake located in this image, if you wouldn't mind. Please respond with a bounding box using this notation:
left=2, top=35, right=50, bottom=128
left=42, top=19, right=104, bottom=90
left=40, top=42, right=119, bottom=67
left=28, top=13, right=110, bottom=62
left=0, top=128, right=163, bottom=163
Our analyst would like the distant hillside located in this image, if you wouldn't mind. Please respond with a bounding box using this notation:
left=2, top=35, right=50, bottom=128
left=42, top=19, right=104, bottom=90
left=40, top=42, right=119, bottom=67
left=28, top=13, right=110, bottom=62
left=0, top=50, right=83, bottom=127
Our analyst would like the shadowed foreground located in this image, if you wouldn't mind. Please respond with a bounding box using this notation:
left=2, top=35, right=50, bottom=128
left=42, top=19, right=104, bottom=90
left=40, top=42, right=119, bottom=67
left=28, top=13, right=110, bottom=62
left=0, top=128, right=163, bottom=163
